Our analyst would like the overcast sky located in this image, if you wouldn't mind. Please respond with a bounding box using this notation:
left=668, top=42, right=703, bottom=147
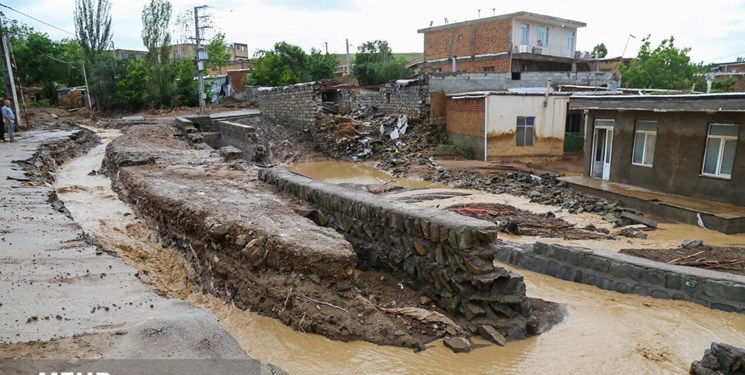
left=6, top=0, right=745, bottom=64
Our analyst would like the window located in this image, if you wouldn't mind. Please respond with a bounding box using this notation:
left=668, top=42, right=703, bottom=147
left=483, top=66, right=495, bottom=72
left=537, top=26, right=549, bottom=46
left=702, top=123, right=738, bottom=178
left=516, top=117, right=535, bottom=146
left=632, top=121, right=657, bottom=166
left=520, top=23, right=529, bottom=45
left=567, top=31, right=575, bottom=56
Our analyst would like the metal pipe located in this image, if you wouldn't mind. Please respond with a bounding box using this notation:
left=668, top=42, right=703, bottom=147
left=483, top=95, right=488, bottom=161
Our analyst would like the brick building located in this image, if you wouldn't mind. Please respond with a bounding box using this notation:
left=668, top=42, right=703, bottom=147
left=417, top=11, right=585, bottom=74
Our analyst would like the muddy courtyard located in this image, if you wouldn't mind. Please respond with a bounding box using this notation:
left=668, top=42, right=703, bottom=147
left=1, top=108, right=745, bottom=374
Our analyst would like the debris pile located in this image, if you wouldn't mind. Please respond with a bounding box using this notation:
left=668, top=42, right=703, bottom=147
left=447, top=202, right=608, bottom=240
left=621, top=242, right=745, bottom=276
left=310, top=107, right=445, bottom=165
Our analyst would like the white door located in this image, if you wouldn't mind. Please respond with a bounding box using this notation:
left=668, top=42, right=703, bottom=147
left=601, top=129, right=613, bottom=180
left=591, top=120, right=615, bottom=180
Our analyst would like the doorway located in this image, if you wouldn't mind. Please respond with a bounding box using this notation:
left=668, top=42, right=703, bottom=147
left=591, top=120, right=615, bottom=180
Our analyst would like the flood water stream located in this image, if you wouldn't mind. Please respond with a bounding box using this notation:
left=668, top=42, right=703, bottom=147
left=55, top=132, right=745, bottom=374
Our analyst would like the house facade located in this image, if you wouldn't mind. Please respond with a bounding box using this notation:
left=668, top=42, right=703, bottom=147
left=417, top=11, right=585, bottom=74
left=446, top=91, right=572, bottom=160
left=569, top=94, right=745, bottom=207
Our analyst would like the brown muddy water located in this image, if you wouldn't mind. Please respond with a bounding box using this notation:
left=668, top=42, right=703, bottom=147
left=285, top=161, right=440, bottom=189
left=55, top=131, right=745, bottom=374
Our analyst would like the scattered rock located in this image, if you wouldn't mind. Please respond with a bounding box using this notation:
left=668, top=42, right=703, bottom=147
left=682, top=239, right=704, bottom=248
left=444, top=336, right=473, bottom=353
left=690, top=342, right=745, bottom=375
left=478, top=325, right=507, bottom=346
left=219, top=146, right=242, bottom=161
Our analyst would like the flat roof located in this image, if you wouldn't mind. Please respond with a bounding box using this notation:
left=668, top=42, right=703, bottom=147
left=418, top=11, right=586, bottom=33
left=569, top=93, right=745, bottom=112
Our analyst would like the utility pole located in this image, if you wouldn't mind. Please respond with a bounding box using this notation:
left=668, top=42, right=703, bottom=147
left=194, top=5, right=208, bottom=114
left=0, top=18, right=20, bottom=126
left=324, top=42, right=328, bottom=54
left=345, top=39, right=350, bottom=75
left=81, top=62, right=92, bottom=110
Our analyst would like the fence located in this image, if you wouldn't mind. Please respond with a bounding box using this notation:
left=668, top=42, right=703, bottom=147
left=563, top=132, right=584, bottom=152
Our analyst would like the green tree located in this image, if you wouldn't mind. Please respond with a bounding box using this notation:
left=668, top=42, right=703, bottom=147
left=205, top=32, right=231, bottom=73
left=172, top=59, right=198, bottom=106
left=592, top=43, right=608, bottom=58
left=307, top=48, right=338, bottom=81
left=74, top=0, right=113, bottom=62
left=13, top=32, right=66, bottom=101
left=141, top=0, right=174, bottom=107
left=352, top=40, right=412, bottom=85
left=89, top=53, right=126, bottom=111
left=621, top=35, right=700, bottom=90
left=117, top=59, right=150, bottom=110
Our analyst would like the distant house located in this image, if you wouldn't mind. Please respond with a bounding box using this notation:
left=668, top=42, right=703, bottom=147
left=172, top=42, right=251, bottom=73
left=446, top=91, right=583, bottom=160
left=568, top=94, right=745, bottom=233
left=709, top=61, right=745, bottom=92
left=417, top=11, right=585, bottom=74
left=112, top=48, right=148, bottom=61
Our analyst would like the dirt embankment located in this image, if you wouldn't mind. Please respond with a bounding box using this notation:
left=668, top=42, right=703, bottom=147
left=103, top=124, right=469, bottom=350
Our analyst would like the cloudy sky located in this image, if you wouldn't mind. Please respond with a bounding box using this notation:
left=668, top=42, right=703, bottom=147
left=5, top=0, right=745, bottom=63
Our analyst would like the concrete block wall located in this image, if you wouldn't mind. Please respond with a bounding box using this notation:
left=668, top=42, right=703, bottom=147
left=429, top=71, right=615, bottom=94
left=495, top=242, right=745, bottom=313
left=260, top=168, right=540, bottom=339
left=258, top=82, right=323, bottom=130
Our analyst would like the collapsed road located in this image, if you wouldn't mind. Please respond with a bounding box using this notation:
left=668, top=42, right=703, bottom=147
left=0, top=125, right=283, bottom=374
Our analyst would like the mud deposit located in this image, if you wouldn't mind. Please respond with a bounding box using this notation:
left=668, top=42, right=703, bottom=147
left=622, top=245, right=745, bottom=276
left=52, top=125, right=745, bottom=374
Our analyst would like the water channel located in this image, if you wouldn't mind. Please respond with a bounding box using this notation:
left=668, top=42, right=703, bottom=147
left=55, top=131, right=745, bottom=374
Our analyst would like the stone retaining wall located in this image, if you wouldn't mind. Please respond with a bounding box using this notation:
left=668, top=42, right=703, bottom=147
left=260, top=168, right=540, bottom=339
left=495, top=242, right=745, bottom=313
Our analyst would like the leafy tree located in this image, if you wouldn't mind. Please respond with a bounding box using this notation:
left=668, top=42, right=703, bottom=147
left=13, top=32, right=66, bottom=101
left=172, top=59, right=198, bottom=106
left=205, top=32, right=231, bottom=73
left=89, top=53, right=126, bottom=111
left=74, top=0, right=113, bottom=62
left=244, top=42, right=339, bottom=86
left=621, top=35, right=700, bottom=90
left=141, top=0, right=174, bottom=107
left=306, top=48, right=338, bottom=81
left=352, top=40, right=412, bottom=85
left=592, top=43, right=608, bottom=58
left=117, top=59, right=150, bottom=110
left=711, top=76, right=737, bottom=93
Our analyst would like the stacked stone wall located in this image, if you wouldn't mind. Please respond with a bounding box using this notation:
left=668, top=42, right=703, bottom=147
left=496, top=242, right=745, bottom=313
left=260, top=168, right=539, bottom=339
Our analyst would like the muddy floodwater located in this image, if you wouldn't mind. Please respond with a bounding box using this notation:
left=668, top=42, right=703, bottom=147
left=55, top=130, right=745, bottom=374
left=285, top=161, right=440, bottom=189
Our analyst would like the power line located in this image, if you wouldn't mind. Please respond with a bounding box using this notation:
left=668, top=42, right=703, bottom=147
left=0, top=2, right=76, bottom=37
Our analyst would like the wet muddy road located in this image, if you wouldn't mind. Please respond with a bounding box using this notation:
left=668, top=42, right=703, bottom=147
left=56, top=136, right=745, bottom=374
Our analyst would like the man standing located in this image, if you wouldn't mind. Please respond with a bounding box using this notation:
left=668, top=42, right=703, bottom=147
left=2, top=99, right=14, bottom=142
left=0, top=97, right=4, bottom=142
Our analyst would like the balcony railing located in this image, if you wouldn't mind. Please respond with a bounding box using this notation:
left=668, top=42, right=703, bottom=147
left=513, top=44, right=573, bottom=58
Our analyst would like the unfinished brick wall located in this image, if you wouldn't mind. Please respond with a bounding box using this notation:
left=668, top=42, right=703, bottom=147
left=423, top=18, right=512, bottom=62
left=423, top=58, right=511, bottom=73
left=446, top=97, right=485, bottom=158
left=258, top=82, right=322, bottom=130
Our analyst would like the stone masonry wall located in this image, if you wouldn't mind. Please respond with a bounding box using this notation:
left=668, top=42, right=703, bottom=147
left=351, top=82, right=430, bottom=120
left=496, top=242, right=745, bottom=314
left=429, top=71, right=615, bottom=94
left=260, top=168, right=540, bottom=339
left=258, top=82, right=323, bottom=130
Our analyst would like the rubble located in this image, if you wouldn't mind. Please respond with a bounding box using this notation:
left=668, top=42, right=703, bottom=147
left=690, top=342, right=745, bottom=375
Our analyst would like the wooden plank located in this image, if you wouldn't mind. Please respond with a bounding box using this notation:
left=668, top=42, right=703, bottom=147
left=620, top=211, right=657, bottom=229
